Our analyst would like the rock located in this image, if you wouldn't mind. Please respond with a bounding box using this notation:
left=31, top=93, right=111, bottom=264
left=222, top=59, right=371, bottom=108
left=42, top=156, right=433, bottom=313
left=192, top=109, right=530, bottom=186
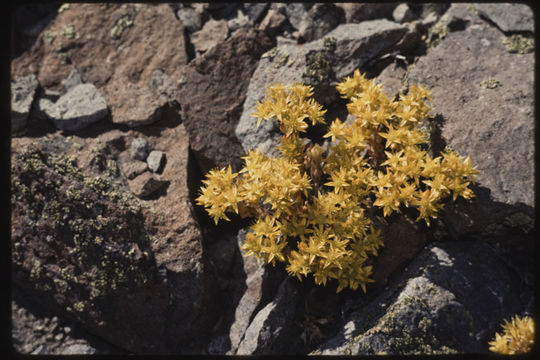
left=11, top=4, right=189, bottom=127
left=176, top=27, right=275, bottom=173
left=176, top=6, right=204, bottom=33
left=227, top=9, right=253, bottom=33
left=11, top=74, right=39, bottom=134
left=10, top=146, right=167, bottom=353
left=236, top=20, right=410, bottom=155
left=474, top=3, right=533, bottom=33
left=190, top=19, right=229, bottom=54
left=258, top=9, right=287, bottom=37
left=227, top=230, right=285, bottom=354
left=376, top=62, right=407, bottom=99
left=431, top=3, right=481, bottom=35
left=243, top=3, right=270, bottom=23
left=313, top=240, right=534, bottom=354
left=283, top=3, right=312, bottom=31
left=120, top=159, right=148, bottom=180
left=128, top=172, right=167, bottom=198
left=146, top=150, right=166, bottom=173
left=297, top=3, right=345, bottom=43
left=370, top=215, right=427, bottom=287
left=40, top=83, right=109, bottom=131
left=236, top=278, right=300, bottom=354
left=393, top=3, right=416, bottom=23
left=336, top=3, right=398, bottom=23
left=130, top=137, right=151, bottom=161
left=61, top=68, right=83, bottom=91
left=60, top=343, right=97, bottom=355
left=408, top=20, right=534, bottom=207
left=151, top=69, right=177, bottom=103
left=137, top=121, right=218, bottom=353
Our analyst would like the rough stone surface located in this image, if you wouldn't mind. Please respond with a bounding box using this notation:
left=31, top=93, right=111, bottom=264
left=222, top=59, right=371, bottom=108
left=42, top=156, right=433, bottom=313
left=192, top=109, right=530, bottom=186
left=376, top=62, right=407, bottom=99
left=11, top=74, right=39, bottom=133
left=236, top=20, right=410, bottom=155
left=284, top=3, right=311, bottom=31
left=146, top=150, right=166, bottom=173
left=474, top=3, right=534, bottom=33
left=176, top=6, right=204, bottom=33
left=336, top=3, right=398, bottom=23
left=176, top=27, right=275, bottom=173
left=313, top=241, right=534, bottom=354
left=128, top=172, right=167, bottom=198
left=10, top=146, right=168, bottom=353
left=130, top=137, right=151, bottom=161
left=227, top=230, right=286, bottom=354
left=243, top=3, right=270, bottom=23
left=408, top=20, right=534, bottom=207
left=119, top=158, right=148, bottom=180
left=227, top=9, right=253, bottom=33
left=258, top=9, right=287, bottom=37
left=12, top=290, right=122, bottom=355
left=297, top=3, right=345, bottom=43
left=393, top=3, right=416, bottom=23
left=236, top=278, right=300, bottom=355
left=39, top=83, right=108, bottom=131
left=190, top=19, right=229, bottom=54
left=369, top=215, right=427, bottom=287
left=11, top=3, right=189, bottom=127
left=11, top=119, right=216, bottom=354
left=61, top=68, right=83, bottom=91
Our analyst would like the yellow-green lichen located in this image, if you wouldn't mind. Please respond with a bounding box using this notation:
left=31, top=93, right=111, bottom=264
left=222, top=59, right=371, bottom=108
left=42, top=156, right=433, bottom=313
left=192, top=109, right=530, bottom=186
left=480, top=78, right=502, bottom=89
left=502, top=35, right=534, bottom=54
left=110, top=14, right=134, bottom=40
left=62, top=24, right=79, bottom=40
left=43, top=31, right=57, bottom=45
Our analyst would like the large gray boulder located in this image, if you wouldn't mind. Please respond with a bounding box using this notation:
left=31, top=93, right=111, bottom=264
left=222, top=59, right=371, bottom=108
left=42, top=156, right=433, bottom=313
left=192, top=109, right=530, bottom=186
left=313, top=240, right=534, bottom=354
left=474, top=3, right=534, bottom=33
left=39, top=83, right=108, bottom=131
left=236, top=19, right=413, bottom=155
left=236, top=278, right=300, bottom=354
left=408, top=18, right=534, bottom=207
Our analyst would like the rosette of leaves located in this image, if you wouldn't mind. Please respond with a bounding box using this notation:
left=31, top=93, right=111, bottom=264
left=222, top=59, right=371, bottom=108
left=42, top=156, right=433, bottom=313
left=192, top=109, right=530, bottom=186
left=489, top=315, right=534, bottom=354
left=196, top=70, right=478, bottom=293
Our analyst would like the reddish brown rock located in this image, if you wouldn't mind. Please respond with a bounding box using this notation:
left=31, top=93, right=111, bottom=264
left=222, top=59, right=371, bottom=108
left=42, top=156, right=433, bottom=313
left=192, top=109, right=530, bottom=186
left=190, top=19, right=229, bottom=54
left=10, top=120, right=218, bottom=353
left=408, top=21, right=534, bottom=207
left=11, top=3, right=189, bottom=127
left=176, top=27, right=275, bottom=172
left=370, top=215, right=427, bottom=287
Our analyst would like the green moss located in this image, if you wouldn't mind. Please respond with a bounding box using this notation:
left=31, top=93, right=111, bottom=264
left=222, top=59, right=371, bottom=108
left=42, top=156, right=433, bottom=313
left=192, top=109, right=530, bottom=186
left=304, top=50, right=332, bottom=82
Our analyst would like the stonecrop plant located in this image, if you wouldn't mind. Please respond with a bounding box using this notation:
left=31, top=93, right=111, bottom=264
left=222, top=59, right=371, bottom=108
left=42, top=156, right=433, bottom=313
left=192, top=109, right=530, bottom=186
left=489, top=315, right=534, bottom=354
left=196, top=69, right=479, bottom=293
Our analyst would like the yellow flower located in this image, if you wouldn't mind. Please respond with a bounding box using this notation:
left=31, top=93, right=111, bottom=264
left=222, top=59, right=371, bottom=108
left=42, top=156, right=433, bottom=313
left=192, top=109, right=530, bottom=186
left=489, top=315, right=534, bottom=354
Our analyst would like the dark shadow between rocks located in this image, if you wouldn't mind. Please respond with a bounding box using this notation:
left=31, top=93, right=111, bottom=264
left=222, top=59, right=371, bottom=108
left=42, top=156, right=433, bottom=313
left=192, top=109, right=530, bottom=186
left=129, top=104, right=183, bottom=138
left=139, top=180, right=171, bottom=201
left=11, top=286, right=127, bottom=355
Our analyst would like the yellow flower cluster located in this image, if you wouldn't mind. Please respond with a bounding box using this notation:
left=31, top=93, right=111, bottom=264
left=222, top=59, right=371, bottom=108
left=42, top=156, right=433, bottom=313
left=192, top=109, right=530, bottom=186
left=489, top=315, right=534, bottom=354
left=196, top=70, right=478, bottom=293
